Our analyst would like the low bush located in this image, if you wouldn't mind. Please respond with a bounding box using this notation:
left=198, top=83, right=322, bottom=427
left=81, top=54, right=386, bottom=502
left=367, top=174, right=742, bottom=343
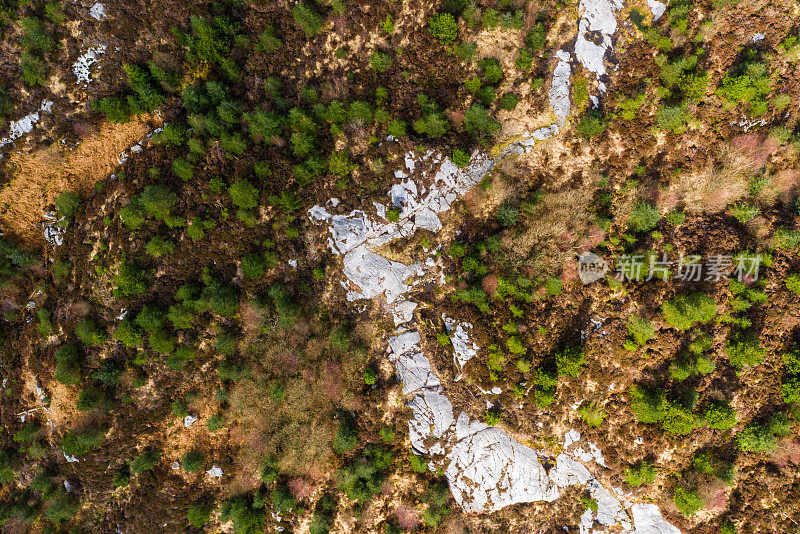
left=55, top=192, right=80, bottom=219
left=555, top=345, right=585, bottom=377
left=578, top=402, right=607, bottom=428
left=130, top=448, right=160, bottom=474
left=114, top=319, right=143, bottom=348
left=75, top=318, right=107, bottom=346
left=62, top=426, right=108, bottom=456
left=626, top=315, right=655, bottom=346
left=662, top=293, right=717, bottom=330
left=292, top=3, right=323, bottom=37
left=725, top=333, right=765, bottom=368
left=625, top=461, right=655, bottom=486
left=369, top=50, right=392, bottom=72
left=187, top=503, right=212, bottom=528
left=429, top=13, right=458, bottom=44
left=54, top=344, right=81, bottom=385
left=736, top=413, right=791, bottom=453
left=181, top=450, right=205, bottom=473
left=673, top=486, right=703, bottom=515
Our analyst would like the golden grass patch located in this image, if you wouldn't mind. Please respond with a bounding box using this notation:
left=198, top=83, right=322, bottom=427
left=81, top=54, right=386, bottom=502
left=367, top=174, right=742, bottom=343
left=0, top=116, right=157, bottom=245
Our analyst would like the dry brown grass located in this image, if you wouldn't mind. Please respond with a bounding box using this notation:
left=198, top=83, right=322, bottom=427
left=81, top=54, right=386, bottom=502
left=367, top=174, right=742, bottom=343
left=0, top=116, right=156, bottom=245
left=663, top=146, right=758, bottom=214
left=505, top=186, right=595, bottom=266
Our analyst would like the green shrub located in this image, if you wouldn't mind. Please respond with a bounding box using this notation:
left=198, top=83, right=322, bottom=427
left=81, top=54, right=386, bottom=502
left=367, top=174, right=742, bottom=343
left=120, top=201, right=146, bottom=230
left=499, top=92, right=518, bottom=110
left=93, top=358, right=122, bottom=386
left=673, top=486, right=703, bottom=515
left=37, top=308, right=52, bottom=337
left=13, top=421, right=41, bottom=444
left=328, top=151, right=353, bottom=176
left=736, top=414, right=791, bottom=453
left=625, top=461, right=655, bottom=486
left=130, top=448, right=160, bottom=474
left=93, top=95, right=131, bottom=122
left=114, top=319, right=142, bottom=348
left=725, top=333, right=765, bottom=368
left=44, top=2, right=66, bottom=24
left=124, top=64, right=165, bottom=113
left=220, top=495, right=266, bottom=534
left=76, top=388, right=107, bottom=411
left=332, top=417, right=358, bottom=455
left=525, top=22, right=546, bottom=51
left=661, top=293, right=717, bottom=330
left=55, top=192, right=80, bottom=219
left=387, top=119, right=407, bottom=138
left=786, top=274, right=800, bottom=294
left=172, top=158, right=195, bottom=181
left=626, top=315, right=655, bottom=346
left=478, top=57, right=503, bottom=85
left=20, top=50, right=47, bottom=85
left=187, top=503, right=212, bottom=527
left=452, top=148, right=470, bottom=167
left=515, top=48, right=534, bottom=71
left=629, top=385, right=666, bottom=423
left=369, top=50, right=393, bottom=72
left=292, top=3, right=323, bottom=37
left=485, top=410, right=501, bottom=425
left=62, top=426, right=107, bottom=456
left=0, top=450, right=15, bottom=483
left=464, top=103, right=500, bottom=140
left=348, top=101, right=373, bottom=123
left=413, top=94, right=449, bottom=138
left=54, top=344, right=81, bottom=385
left=139, top=185, right=177, bottom=221
left=75, top=318, right=107, bottom=346
left=146, top=235, right=175, bottom=257
left=429, top=13, right=458, bottom=44
left=576, top=110, right=606, bottom=138
left=729, top=203, right=759, bottom=223
left=45, top=492, right=79, bottom=524
left=197, top=280, right=239, bottom=317
left=241, top=253, right=267, bottom=279
left=495, top=205, right=519, bottom=227
left=181, top=450, right=205, bottom=473
left=136, top=305, right=166, bottom=332
left=455, top=40, right=477, bottom=62
left=338, top=447, right=391, bottom=503
left=556, top=345, right=585, bottom=377
left=782, top=377, right=800, bottom=404
left=628, top=202, right=660, bottom=233
left=245, top=109, right=282, bottom=144
left=21, top=17, right=55, bottom=52
left=256, top=25, right=282, bottom=53
left=114, top=262, right=148, bottom=298
left=167, top=303, right=195, bottom=330
left=149, top=329, right=176, bottom=354
left=229, top=179, right=259, bottom=210
left=578, top=402, right=607, bottom=428
left=661, top=402, right=700, bottom=435
left=715, top=49, right=772, bottom=116
left=534, top=369, right=557, bottom=407
left=379, top=426, right=395, bottom=444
